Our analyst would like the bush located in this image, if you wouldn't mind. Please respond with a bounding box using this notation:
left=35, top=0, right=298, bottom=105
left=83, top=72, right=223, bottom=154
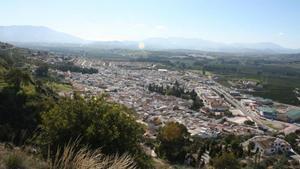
left=157, top=121, right=190, bottom=163
left=0, top=68, right=49, bottom=144
left=38, top=95, right=143, bottom=153
left=35, top=65, right=49, bottom=77
left=211, top=152, right=240, bottom=169
left=244, top=120, right=255, bottom=126
left=4, top=153, right=26, bottom=169
left=36, top=95, right=151, bottom=168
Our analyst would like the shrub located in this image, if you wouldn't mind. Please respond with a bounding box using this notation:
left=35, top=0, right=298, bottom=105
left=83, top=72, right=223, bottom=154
left=157, top=121, right=190, bottom=163
left=4, top=153, right=26, bottom=169
left=38, top=95, right=144, bottom=153
left=244, top=120, right=255, bottom=126
left=211, top=152, right=240, bottom=169
left=36, top=95, right=151, bottom=168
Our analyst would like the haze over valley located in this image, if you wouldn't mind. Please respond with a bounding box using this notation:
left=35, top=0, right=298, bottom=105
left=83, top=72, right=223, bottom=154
left=1, top=25, right=299, bottom=53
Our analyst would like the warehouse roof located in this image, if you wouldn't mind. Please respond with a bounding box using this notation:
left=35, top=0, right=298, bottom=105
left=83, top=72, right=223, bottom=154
left=287, top=109, right=300, bottom=121
left=258, top=106, right=277, bottom=115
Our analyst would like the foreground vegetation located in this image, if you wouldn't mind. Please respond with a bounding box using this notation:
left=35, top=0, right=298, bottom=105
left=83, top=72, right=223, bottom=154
left=0, top=142, right=136, bottom=169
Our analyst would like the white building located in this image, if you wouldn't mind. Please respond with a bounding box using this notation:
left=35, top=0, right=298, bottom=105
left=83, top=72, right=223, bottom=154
left=244, top=136, right=291, bottom=156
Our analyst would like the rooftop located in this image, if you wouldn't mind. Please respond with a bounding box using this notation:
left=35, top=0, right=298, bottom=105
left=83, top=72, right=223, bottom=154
left=258, top=106, right=277, bottom=115
left=287, top=109, right=300, bottom=120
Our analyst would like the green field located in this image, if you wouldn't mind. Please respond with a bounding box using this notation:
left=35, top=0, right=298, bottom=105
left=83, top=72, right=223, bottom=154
left=216, top=74, right=300, bottom=106
left=46, top=82, right=73, bottom=92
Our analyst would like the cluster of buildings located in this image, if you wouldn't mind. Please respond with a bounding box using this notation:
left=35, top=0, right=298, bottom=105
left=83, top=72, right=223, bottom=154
left=240, top=97, right=300, bottom=123
left=25, top=50, right=300, bottom=166
left=243, top=136, right=295, bottom=157
left=30, top=51, right=300, bottom=136
left=59, top=59, right=263, bottom=138
left=242, top=135, right=300, bottom=163
left=230, top=80, right=263, bottom=92
left=197, top=86, right=230, bottom=116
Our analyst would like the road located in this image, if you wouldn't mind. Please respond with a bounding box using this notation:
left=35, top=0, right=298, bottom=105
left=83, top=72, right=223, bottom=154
left=210, top=81, right=300, bottom=134
left=210, top=82, right=276, bottom=132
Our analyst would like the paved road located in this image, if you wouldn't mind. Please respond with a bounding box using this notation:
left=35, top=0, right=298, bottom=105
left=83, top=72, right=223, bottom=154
left=211, top=81, right=300, bottom=134
left=210, top=82, right=276, bottom=132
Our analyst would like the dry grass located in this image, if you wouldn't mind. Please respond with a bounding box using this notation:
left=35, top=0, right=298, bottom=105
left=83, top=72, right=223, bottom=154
left=0, top=144, right=47, bottom=169
left=48, top=141, right=136, bottom=169
left=0, top=143, right=136, bottom=169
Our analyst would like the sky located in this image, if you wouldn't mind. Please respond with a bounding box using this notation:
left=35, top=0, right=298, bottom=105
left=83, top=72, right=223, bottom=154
left=1, top=0, right=300, bottom=48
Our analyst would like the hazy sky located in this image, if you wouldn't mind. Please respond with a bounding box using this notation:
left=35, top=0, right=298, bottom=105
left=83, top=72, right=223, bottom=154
left=1, top=0, right=300, bottom=48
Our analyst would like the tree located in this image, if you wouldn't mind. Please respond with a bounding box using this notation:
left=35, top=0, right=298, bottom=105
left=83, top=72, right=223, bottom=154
left=157, top=121, right=190, bottom=163
left=191, top=96, right=204, bottom=111
left=37, top=95, right=144, bottom=154
left=273, top=155, right=288, bottom=169
left=37, top=95, right=154, bottom=168
left=190, top=89, right=197, bottom=100
left=5, top=68, right=33, bottom=90
left=202, top=68, right=206, bottom=75
left=285, top=132, right=300, bottom=153
left=211, top=152, right=240, bottom=169
left=244, top=120, right=255, bottom=126
left=0, top=68, right=51, bottom=144
left=248, top=141, right=256, bottom=155
left=35, top=65, right=49, bottom=77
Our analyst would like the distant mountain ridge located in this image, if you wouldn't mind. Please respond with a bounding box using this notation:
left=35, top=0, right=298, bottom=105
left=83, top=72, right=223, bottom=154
left=0, top=25, right=299, bottom=53
left=142, top=38, right=299, bottom=53
left=0, top=25, right=84, bottom=44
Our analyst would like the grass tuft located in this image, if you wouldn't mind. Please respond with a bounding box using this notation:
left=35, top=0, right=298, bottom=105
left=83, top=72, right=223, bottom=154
left=3, top=153, right=26, bottom=169
left=49, top=141, right=136, bottom=169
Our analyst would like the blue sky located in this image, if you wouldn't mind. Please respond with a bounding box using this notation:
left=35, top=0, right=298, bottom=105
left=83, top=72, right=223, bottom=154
left=1, top=0, right=300, bottom=48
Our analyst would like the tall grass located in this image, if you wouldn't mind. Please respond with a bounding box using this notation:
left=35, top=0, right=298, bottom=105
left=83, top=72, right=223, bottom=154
left=0, top=141, right=136, bottom=169
left=48, top=141, right=136, bottom=169
left=0, top=144, right=48, bottom=169
left=3, top=152, right=26, bottom=169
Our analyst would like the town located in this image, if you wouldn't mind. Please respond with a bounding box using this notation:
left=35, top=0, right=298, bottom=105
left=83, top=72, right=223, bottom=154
left=2, top=39, right=300, bottom=168
left=32, top=51, right=300, bottom=164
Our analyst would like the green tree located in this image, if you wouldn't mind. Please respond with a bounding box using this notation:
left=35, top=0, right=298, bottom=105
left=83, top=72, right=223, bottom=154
left=157, top=121, right=190, bottom=163
left=37, top=94, right=145, bottom=154
left=244, top=120, right=255, bottom=126
left=211, top=152, right=240, bottom=169
left=191, top=96, right=204, bottom=111
left=0, top=68, right=51, bottom=144
left=273, top=155, right=288, bottom=169
left=35, top=65, right=49, bottom=77
left=202, top=68, right=206, bottom=75
left=6, top=68, right=33, bottom=90
left=285, top=132, right=300, bottom=154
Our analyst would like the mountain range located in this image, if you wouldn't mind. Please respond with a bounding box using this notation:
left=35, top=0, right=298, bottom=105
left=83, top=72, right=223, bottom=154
left=0, top=25, right=299, bottom=53
left=0, top=25, right=84, bottom=44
